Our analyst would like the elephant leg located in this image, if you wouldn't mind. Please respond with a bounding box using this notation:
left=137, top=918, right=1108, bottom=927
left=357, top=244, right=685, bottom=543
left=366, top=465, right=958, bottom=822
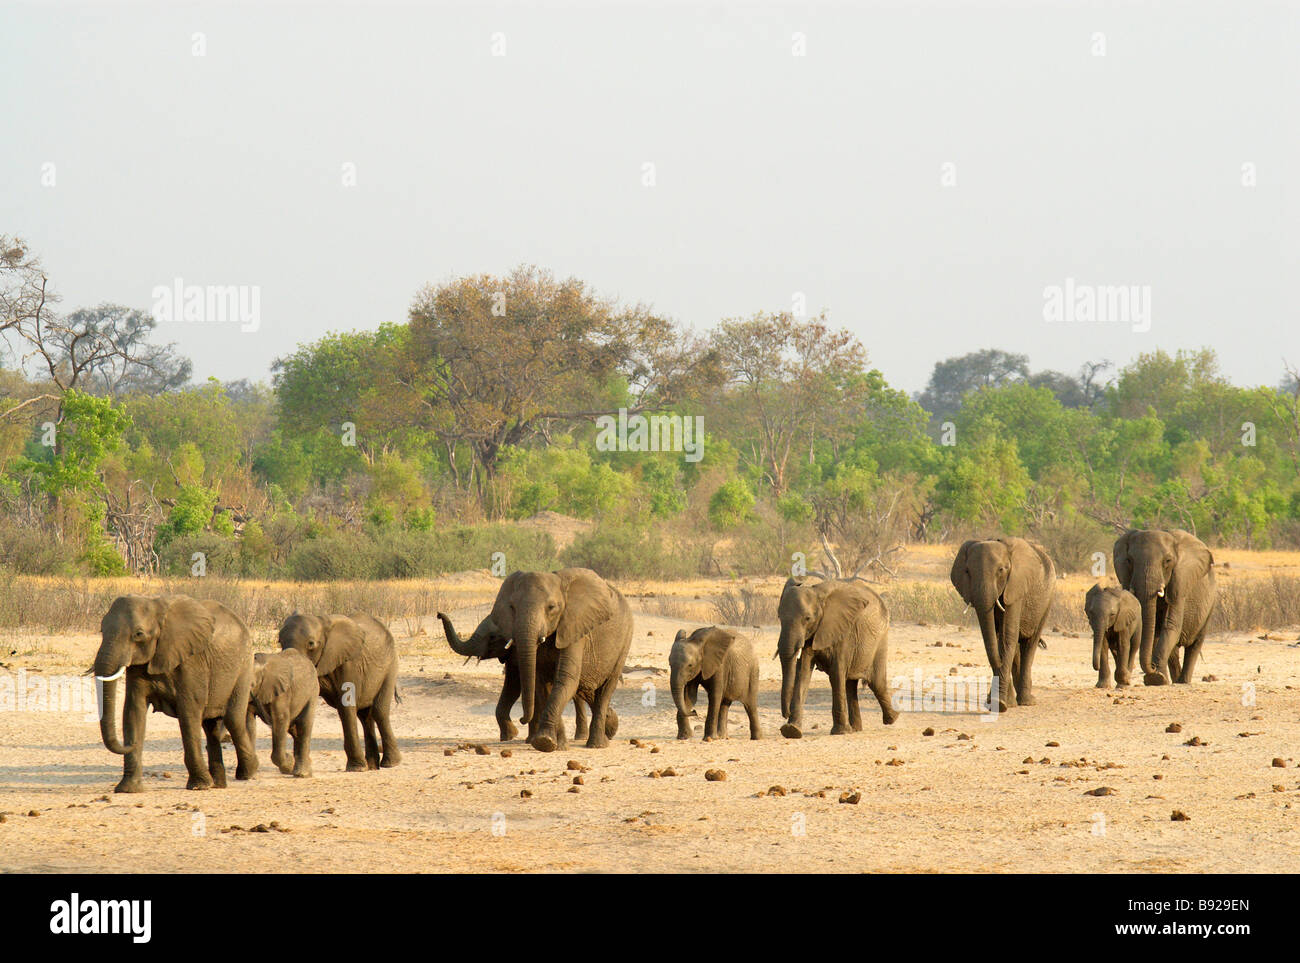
left=224, top=699, right=257, bottom=781
left=586, top=679, right=617, bottom=750
left=718, top=699, right=732, bottom=739
left=270, top=706, right=293, bottom=774
left=829, top=664, right=853, bottom=735
left=685, top=680, right=700, bottom=717
left=291, top=700, right=314, bottom=777
left=360, top=707, right=381, bottom=770
left=867, top=648, right=898, bottom=725
left=703, top=684, right=722, bottom=741
left=1166, top=646, right=1183, bottom=684
left=115, top=682, right=148, bottom=794
left=179, top=702, right=212, bottom=790
left=745, top=691, right=762, bottom=740
left=338, top=703, right=367, bottom=772
left=496, top=660, right=521, bottom=742
left=572, top=697, right=590, bottom=742
left=1096, top=641, right=1111, bottom=689
left=781, top=647, right=816, bottom=738
left=372, top=673, right=401, bottom=767
left=533, top=648, right=582, bottom=753
left=846, top=678, right=863, bottom=732
left=203, top=717, right=228, bottom=788
left=1178, top=631, right=1205, bottom=683
left=1016, top=634, right=1040, bottom=707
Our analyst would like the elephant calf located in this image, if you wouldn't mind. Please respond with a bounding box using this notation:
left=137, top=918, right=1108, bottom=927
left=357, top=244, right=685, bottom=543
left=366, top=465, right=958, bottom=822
left=1084, top=584, right=1140, bottom=689
left=279, top=613, right=401, bottom=771
left=670, top=626, right=761, bottom=741
left=247, top=649, right=319, bottom=777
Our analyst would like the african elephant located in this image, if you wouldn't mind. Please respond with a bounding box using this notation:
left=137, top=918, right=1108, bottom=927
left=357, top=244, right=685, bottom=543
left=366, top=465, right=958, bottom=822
left=1084, top=584, right=1141, bottom=688
left=247, top=649, right=319, bottom=777
left=1113, top=528, right=1216, bottom=685
left=93, top=595, right=258, bottom=793
left=777, top=576, right=896, bottom=738
left=950, top=537, right=1056, bottom=711
left=437, top=612, right=616, bottom=743
left=453, top=568, right=632, bottom=753
left=278, top=613, right=400, bottom=770
left=670, top=626, right=761, bottom=741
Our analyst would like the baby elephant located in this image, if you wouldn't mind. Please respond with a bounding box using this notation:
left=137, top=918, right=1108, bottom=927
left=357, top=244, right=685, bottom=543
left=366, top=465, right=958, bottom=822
left=1085, top=584, right=1141, bottom=688
left=247, top=649, right=319, bottom=777
left=670, top=626, right=761, bottom=741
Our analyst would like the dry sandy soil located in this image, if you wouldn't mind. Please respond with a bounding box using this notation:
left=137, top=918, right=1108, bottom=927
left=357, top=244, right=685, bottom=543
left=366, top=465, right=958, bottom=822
left=2, top=561, right=1298, bottom=873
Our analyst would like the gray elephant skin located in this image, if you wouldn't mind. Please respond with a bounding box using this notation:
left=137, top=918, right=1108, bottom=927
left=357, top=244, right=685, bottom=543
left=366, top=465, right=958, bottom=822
left=950, top=537, right=1056, bottom=711
left=247, top=648, right=319, bottom=777
left=1113, top=528, right=1216, bottom=685
left=278, top=613, right=401, bottom=770
left=93, top=594, right=258, bottom=793
left=1084, top=584, right=1140, bottom=688
left=670, top=626, right=761, bottom=741
left=437, top=611, right=616, bottom=744
left=444, top=568, right=632, bottom=753
left=777, top=575, right=897, bottom=738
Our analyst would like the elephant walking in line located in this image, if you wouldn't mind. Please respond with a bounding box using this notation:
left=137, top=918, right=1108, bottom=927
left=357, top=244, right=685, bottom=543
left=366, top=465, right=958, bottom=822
left=777, top=575, right=897, bottom=739
left=445, top=568, right=632, bottom=753
left=670, top=626, right=762, bottom=741
left=93, top=595, right=258, bottom=793
left=278, top=613, right=401, bottom=770
left=1113, top=528, right=1216, bottom=686
left=437, top=612, right=616, bottom=743
left=247, top=649, right=319, bottom=777
left=950, top=537, right=1056, bottom=711
left=1084, top=584, right=1141, bottom=688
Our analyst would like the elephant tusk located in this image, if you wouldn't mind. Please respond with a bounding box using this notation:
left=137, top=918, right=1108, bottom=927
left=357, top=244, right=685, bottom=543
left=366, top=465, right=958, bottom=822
left=94, top=666, right=127, bottom=683
left=1157, top=587, right=1165, bottom=598
left=995, top=598, right=1005, bottom=612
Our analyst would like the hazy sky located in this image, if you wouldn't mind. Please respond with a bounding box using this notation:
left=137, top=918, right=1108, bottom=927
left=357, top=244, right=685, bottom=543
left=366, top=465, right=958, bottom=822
left=3, top=1, right=1296, bottom=394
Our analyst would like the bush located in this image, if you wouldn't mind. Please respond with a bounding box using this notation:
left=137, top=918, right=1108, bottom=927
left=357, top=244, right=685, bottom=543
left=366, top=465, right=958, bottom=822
left=0, top=520, right=79, bottom=575
left=561, top=526, right=693, bottom=580
left=708, top=480, right=755, bottom=529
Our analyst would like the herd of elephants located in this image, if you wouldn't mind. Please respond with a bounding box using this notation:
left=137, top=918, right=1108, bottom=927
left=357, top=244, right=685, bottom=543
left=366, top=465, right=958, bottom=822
left=89, top=527, right=1216, bottom=793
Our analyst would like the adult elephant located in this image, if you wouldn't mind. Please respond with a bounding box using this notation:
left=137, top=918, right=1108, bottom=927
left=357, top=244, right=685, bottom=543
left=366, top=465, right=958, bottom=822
left=777, top=575, right=897, bottom=739
left=436, top=611, right=617, bottom=743
left=93, top=595, right=258, bottom=793
left=950, top=537, right=1056, bottom=711
left=278, top=613, right=401, bottom=770
left=453, top=568, right=631, bottom=753
left=1113, top=528, right=1216, bottom=685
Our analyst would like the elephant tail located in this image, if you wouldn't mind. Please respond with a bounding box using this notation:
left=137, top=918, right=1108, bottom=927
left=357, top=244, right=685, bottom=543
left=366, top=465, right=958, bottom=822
left=393, top=684, right=404, bottom=705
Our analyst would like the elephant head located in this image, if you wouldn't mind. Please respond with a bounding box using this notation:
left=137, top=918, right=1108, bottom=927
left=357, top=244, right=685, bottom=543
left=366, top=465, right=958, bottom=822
left=669, top=626, right=734, bottom=739
left=93, top=595, right=215, bottom=755
left=278, top=613, right=365, bottom=676
left=1113, top=529, right=1213, bottom=681
left=437, top=611, right=510, bottom=662
left=481, top=570, right=611, bottom=727
left=1084, top=584, right=1124, bottom=672
left=950, top=539, right=1040, bottom=675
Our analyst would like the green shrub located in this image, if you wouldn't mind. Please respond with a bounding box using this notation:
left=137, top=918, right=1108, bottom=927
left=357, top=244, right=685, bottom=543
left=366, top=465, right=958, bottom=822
left=708, top=480, right=755, bottom=529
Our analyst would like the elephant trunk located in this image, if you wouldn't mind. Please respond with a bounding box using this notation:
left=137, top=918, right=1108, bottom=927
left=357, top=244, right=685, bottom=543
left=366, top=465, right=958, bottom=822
left=514, top=615, right=546, bottom=726
left=441, top=613, right=491, bottom=657
left=976, top=605, right=1001, bottom=675
left=670, top=665, right=693, bottom=739
left=93, top=651, right=135, bottom=755
left=1092, top=626, right=1105, bottom=673
left=1138, top=595, right=1159, bottom=676
left=777, top=623, right=803, bottom=719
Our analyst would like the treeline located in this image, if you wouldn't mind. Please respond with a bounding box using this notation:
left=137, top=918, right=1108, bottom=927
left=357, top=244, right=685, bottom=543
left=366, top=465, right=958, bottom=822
left=2, top=237, right=1299, bottom=580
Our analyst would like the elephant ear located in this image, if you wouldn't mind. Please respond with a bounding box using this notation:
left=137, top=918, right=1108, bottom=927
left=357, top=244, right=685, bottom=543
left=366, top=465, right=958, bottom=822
left=699, top=628, right=735, bottom=680
left=255, top=658, right=289, bottom=701
left=950, top=541, right=976, bottom=603
left=810, top=584, right=874, bottom=651
left=674, top=628, right=688, bottom=644
left=1113, top=532, right=1134, bottom=590
left=1171, top=534, right=1214, bottom=596
left=316, top=616, right=366, bottom=676
left=148, top=597, right=215, bottom=675
left=488, top=571, right=526, bottom=640
left=1003, top=539, right=1053, bottom=606
left=556, top=571, right=613, bottom=650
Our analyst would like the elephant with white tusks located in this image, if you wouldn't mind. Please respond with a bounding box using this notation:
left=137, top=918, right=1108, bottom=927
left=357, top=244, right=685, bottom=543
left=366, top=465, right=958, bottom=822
left=93, top=594, right=258, bottom=793
left=1112, top=528, right=1216, bottom=685
left=950, top=537, right=1056, bottom=711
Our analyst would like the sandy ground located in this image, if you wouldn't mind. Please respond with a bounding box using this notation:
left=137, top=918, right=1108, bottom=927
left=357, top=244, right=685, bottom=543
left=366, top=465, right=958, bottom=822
left=2, top=583, right=1298, bottom=874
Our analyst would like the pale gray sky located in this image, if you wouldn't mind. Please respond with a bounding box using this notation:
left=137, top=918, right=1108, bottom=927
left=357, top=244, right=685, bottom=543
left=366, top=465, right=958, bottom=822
left=3, top=1, right=1296, bottom=394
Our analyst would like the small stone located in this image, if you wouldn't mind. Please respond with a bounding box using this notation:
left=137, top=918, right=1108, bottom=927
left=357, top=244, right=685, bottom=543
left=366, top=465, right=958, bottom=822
left=1183, top=736, right=1206, bottom=747
left=922, top=727, right=935, bottom=736
left=1166, top=723, right=1183, bottom=733
left=443, top=748, right=455, bottom=756
left=566, top=760, right=584, bottom=771
left=500, top=749, right=512, bottom=758
left=885, top=758, right=904, bottom=767
left=26, top=810, right=38, bottom=817
left=567, top=786, right=580, bottom=794
left=1170, top=810, right=1190, bottom=821
left=1084, top=787, right=1116, bottom=796
left=474, top=745, right=490, bottom=755
left=704, top=769, right=727, bottom=782
left=956, top=733, right=971, bottom=741
left=572, top=775, right=584, bottom=785
left=768, top=785, right=787, bottom=796
left=1201, top=675, right=1218, bottom=682
left=520, top=790, right=532, bottom=798
left=838, top=791, right=861, bottom=805
left=1272, top=758, right=1287, bottom=768
left=1045, top=741, right=1060, bottom=747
